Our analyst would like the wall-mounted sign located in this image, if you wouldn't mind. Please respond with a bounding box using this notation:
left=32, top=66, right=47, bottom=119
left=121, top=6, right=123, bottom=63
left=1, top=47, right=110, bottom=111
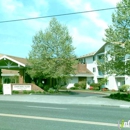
left=3, top=84, right=12, bottom=95
left=13, top=85, right=31, bottom=91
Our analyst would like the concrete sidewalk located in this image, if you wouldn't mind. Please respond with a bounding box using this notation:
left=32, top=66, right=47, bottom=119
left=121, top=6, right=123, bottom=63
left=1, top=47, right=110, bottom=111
left=0, top=94, right=130, bottom=108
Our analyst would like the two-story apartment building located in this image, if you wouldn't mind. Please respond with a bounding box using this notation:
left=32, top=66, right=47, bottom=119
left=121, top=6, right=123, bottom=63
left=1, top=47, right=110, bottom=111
left=77, top=43, right=130, bottom=90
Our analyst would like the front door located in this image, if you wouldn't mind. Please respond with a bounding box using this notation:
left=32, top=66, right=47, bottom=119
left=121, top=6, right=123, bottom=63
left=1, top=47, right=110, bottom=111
left=78, top=77, right=87, bottom=83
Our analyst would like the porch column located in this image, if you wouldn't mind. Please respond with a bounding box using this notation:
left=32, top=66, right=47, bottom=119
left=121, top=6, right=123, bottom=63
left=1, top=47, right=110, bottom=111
left=19, top=69, right=24, bottom=83
left=0, top=69, right=2, bottom=84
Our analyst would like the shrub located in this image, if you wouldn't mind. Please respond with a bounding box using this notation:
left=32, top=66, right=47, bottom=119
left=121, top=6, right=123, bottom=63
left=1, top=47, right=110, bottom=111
left=110, top=93, right=120, bottom=99
left=0, top=84, right=3, bottom=94
left=99, top=78, right=107, bottom=86
left=120, top=93, right=127, bottom=100
left=119, top=84, right=130, bottom=92
left=90, top=83, right=101, bottom=90
left=90, top=78, right=107, bottom=90
left=87, top=80, right=91, bottom=85
left=48, top=88, right=55, bottom=93
left=80, top=82, right=86, bottom=89
left=43, top=91, right=47, bottom=94
left=110, top=93, right=114, bottom=98
left=23, top=90, right=28, bottom=94
left=53, top=85, right=60, bottom=91
left=128, top=94, right=130, bottom=99
left=126, top=94, right=130, bottom=101
left=102, top=88, right=108, bottom=91
left=74, top=83, right=79, bottom=88
left=111, top=89, right=116, bottom=92
left=70, top=87, right=79, bottom=90
left=60, top=86, right=67, bottom=90
left=115, top=93, right=121, bottom=99
left=38, top=82, right=44, bottom=89
left=109, top=93, right=130, bottom=101
left=12, top=91, right=19, bottom=94
left=28, top=90, right=35, bottom=94
left=35, top=91, right=42, bottom=94
left=43, top=85, right=50, bottom=92
left=89, top=86, right=93, bottom=90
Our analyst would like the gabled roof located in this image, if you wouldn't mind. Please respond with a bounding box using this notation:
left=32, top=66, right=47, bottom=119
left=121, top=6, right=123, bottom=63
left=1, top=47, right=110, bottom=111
left=0, top=53, right=27, bottom=67
left=73, top=63, right=93, bottom=77
left=94, top=43, right=107, bottom=55
left=78, top=52, right=96, bottom=59
left=77, top=43, right=108, bottom=59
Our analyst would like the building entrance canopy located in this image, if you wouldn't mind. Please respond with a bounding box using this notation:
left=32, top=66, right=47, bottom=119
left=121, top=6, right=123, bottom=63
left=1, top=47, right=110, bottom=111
left=0, top=54, right=28, bottom=84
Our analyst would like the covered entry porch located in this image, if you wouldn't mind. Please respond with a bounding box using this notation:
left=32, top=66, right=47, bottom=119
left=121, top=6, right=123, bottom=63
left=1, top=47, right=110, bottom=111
left=0, top=54, right=30, bottom=84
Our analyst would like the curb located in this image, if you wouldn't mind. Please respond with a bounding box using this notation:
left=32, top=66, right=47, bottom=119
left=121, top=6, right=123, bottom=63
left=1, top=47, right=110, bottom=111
left=70, top=90, right=110, bottom=95
left=100, top=104, right=130, bottom=108
left=119, top=105, right=130, bottom=108
left=0, top=99, right=130, bottom=108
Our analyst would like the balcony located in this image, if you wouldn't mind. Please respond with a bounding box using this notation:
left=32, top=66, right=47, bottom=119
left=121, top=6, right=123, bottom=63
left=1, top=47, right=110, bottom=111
left=98, top=71, right=104, bottom=76
left=98, top=66, right=104, bottom=76
left=97, top=55, right=104, bottom=63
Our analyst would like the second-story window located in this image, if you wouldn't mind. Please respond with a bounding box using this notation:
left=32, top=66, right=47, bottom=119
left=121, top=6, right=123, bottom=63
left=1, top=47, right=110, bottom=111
left=78, top=58, right=86, bottom=64
left=80, top=58, right=85, bottom=64
left=83, top=58, right=86, bottom=64
left=93, top=56, right=95, bottom=61
left=93, top=67, right=96, bottom=72
left=98, top=55, right=102, bottom=59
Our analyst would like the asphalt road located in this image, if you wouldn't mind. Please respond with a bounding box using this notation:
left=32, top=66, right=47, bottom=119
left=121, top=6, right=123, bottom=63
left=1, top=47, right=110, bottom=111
left=0, top=101, right=129, bottom=130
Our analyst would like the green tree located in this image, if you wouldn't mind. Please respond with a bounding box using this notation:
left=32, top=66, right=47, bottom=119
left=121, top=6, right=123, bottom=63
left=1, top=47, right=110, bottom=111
left=100, top=0, right=130, bottom=75
left=27, top=18, right=77, bottom=88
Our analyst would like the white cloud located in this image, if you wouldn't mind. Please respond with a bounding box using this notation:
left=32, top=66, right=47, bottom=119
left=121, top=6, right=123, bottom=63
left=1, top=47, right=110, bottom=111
left=70, top=27, right=104, bottom=54
left=84, top=4, right=108, bottom=29
left=0, top=0, right=51, bottom=58
left=70, top=27, right=95, bottom=45
left=103, top=0, right=121, bottom=6
left=0, top=0, right=50, bottom=36
left=0, top=0, right=110, bottom=57
left=0, top=0, right=49, bottom=21
left=33, top=0, right=48, bottom=8
left=60, top=0, right=108, bottom=30
left=59, top=0, right=108, bottom=54
left=0, top=0, right=23, bottom=16
left=27, top=11, right=40, bottom=18
left=62, top=0, right=83, bottom=11
left=60, top=0, right=108, bottom=31
left=24, top=20, right=49, bottom=33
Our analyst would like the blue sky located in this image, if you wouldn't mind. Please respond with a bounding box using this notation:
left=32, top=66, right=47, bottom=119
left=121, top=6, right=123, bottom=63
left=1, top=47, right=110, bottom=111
left=0, top=0, right=121, bottom=58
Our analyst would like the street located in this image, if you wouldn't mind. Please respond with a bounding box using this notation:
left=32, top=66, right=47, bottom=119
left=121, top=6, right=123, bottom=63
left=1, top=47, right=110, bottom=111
left=0, top=101, right=129, bottom=130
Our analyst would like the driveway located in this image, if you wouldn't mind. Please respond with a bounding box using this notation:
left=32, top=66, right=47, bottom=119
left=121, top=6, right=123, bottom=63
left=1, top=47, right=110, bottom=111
left=52, top=90, right=106, bottom=97
left=0, top=91, right=130, bottom=108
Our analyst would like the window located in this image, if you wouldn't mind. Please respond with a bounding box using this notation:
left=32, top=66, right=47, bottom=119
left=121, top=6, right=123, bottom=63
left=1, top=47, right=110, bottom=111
left=82, top=58, right=85, bottom=64
left=93, top=67, right=96, bottom=72
left=106, top=81, right=108, bottom=85
left=98, top=55, right=102, bottom=59
left=78, top=58, right=86, bottom=64
left=93, top=56, right=95, bottom=61
left=98, top=66, right=104, bottom=75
